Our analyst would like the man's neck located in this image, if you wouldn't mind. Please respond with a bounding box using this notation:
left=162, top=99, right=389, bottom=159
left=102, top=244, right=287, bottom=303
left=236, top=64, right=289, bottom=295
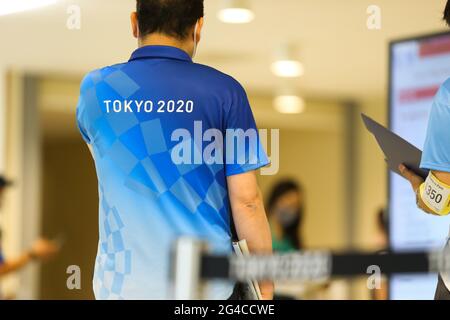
left=139, top=33, right=192, bottom=57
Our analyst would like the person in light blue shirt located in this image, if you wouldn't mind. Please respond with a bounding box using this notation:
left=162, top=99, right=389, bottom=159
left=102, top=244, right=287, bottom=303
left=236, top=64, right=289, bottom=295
left=76, top=0, right=273, bottom=300
left=400, top=78, right=450, bottom=300
left=399, top=1, right=450, bottom=300
left=400, top=79, right=450, bottom=300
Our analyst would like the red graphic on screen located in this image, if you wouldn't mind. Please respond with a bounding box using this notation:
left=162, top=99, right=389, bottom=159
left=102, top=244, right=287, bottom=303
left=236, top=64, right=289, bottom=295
left=420, top=36, right=450, bottom=57
left=398, top=85, right=439, bottom=104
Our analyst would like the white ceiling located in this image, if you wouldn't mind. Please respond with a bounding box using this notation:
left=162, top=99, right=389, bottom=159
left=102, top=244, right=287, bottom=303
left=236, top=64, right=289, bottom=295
left=0, top=0, right=447, bottom=101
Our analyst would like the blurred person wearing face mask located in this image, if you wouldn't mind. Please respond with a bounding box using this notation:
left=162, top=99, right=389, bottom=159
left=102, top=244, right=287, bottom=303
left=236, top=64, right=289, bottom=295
left=267, top=180, right=304, bottom=252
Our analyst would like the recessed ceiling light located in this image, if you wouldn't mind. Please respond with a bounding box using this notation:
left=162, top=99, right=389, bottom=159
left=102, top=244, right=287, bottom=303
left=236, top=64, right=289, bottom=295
left=272, top=44, right=304, bottom=78
left=0, top=0, right=58, bottom=16
left=218, top=0, right=255, bottom=24
left=271, top=60, right=304, bottom=78
left=274, top=95, right=305, bottom=114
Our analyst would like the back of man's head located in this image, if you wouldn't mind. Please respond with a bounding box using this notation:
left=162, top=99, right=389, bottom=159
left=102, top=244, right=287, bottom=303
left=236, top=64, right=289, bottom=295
left=445, top=0, right=450, bottom=26
left=136, top=0, right=204, bottom=40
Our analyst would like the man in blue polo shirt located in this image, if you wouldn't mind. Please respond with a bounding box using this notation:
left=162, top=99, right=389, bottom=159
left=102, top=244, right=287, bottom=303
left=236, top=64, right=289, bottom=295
left=76, top=0, right=273, bottom=300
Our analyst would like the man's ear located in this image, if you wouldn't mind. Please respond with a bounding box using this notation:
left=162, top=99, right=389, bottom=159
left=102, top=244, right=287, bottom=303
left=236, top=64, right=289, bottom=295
left=131, top=12, right=139, bottom=39
left=196, top=17, right=205, bottom=43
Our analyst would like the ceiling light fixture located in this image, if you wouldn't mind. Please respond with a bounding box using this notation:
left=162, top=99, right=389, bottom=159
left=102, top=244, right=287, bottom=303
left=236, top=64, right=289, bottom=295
left=274, top=95, right=305, bottom=114
left=271, top=60, right=304, bottom=78
left=218, top=0, right=255, bottom=24
left=271, top=44, right=304, bottom=78
left=0, top=0, right=58, bottom=17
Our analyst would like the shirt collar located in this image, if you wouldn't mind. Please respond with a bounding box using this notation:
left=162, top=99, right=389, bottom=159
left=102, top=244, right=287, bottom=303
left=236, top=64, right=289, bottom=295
left=129, top=45, right=192, bottom=63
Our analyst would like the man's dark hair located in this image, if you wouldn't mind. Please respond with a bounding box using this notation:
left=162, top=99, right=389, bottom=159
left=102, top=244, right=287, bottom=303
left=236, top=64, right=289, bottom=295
left=136, top=0, right=204, bottom=40
left=445, top=0, right=450, bottom=26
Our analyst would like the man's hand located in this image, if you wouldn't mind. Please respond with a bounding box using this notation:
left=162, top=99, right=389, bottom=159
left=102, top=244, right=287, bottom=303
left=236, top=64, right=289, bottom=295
left=398, top=164, right=436, bottom=215
left=398, top=164, right=424, bottom=192
left=259, top=281, right=274, bottom=300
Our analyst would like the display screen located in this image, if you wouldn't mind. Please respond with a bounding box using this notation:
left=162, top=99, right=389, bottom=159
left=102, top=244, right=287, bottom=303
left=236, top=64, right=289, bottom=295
left=389, top=32, right=450, bottom=299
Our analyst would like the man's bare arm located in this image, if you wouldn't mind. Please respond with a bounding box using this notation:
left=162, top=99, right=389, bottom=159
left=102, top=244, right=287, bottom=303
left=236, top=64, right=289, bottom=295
left=227, top=170, right=273, bottom=300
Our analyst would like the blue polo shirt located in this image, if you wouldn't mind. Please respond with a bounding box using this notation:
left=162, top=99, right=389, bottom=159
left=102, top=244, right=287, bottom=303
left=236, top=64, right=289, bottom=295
left=76, top=45, right=269, bottom=300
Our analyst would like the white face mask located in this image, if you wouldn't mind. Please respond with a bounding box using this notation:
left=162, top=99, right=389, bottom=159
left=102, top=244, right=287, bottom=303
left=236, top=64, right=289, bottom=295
left=192, top=20, right=200, bottom=59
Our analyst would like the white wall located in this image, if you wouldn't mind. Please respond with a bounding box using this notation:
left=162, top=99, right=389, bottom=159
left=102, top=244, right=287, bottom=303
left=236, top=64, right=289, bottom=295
left=0, top=66, right=5, bottom=172
left=0, top=67, right=5, bottom=294
left=0, top=71, right=23, bottom=297
left=0, top=67, right=7, bottom=292
left=0, top=72, right=41, bottom=299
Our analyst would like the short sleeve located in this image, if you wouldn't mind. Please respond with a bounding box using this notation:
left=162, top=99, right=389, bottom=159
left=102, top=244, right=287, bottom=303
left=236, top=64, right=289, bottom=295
left=420, top=81, right=450, bottom=172
left=76, top=74, right=92, bottom=145
left=224, top=81, right=270, bottom=176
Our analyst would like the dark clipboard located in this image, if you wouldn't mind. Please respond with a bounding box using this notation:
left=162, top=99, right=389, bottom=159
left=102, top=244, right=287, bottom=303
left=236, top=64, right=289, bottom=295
left=361, top=113, right=429, bottom=180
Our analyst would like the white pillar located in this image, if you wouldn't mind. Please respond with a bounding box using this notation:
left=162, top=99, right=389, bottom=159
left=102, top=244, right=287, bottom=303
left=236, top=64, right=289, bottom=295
left=0, top=65, right=5, bottom=172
